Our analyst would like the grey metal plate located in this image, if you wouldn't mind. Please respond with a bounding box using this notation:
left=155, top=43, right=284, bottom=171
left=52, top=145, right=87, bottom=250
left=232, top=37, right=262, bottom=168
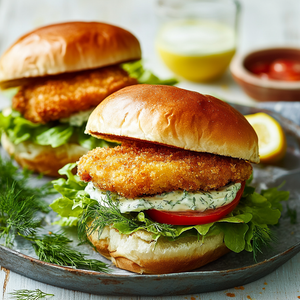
left=0, top=103, right=300, bottom=296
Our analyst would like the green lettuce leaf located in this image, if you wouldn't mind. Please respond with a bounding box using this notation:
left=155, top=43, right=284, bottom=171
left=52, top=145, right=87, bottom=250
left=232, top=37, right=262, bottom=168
left=122, top=60, right=178, bottom=85
left=0, top=110, right=114, bottom=150
left=50, top=163, right=289, bottom=257
left=33, top=124, right=74, bottom=147
left=74, top=125, right=118, bottom=149
left=4, top=110, right=42, bottom=144
left=51, top=163, right=97, bottom=226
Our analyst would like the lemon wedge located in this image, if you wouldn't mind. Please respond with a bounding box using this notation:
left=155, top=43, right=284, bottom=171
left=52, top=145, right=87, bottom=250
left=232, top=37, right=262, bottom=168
left=245, top=112, right=287, bottom=164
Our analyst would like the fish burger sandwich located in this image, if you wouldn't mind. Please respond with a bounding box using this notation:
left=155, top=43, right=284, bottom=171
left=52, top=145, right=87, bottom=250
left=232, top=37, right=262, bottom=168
left=51, top=84, right=285, bottom=274
left=0, top=21, right=141, bottom=176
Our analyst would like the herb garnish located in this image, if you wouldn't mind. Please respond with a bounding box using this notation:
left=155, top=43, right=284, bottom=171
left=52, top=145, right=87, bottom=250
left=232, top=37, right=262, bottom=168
left=0, top=153, right=52, bottom=212
left=9, top=289, right=54, bottom=300
left=0, top=155, right=52, bottom=246
left=78, top=192, right=177, bottom=242
left=0, top=154, right=109, bottom=272
left=0, top=184, right=41, bottom=247
left=251, top=225, right=276, bottom=261
left=20, top=232, right=110, bottom=272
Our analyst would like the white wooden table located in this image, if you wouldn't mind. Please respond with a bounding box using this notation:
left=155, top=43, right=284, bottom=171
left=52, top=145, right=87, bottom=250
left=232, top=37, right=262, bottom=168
left=1, top=0, right=300, bottom=299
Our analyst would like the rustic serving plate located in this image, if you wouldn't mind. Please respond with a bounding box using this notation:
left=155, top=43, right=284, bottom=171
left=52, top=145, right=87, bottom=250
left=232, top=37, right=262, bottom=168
left=0, top=103, right=300, bottom=296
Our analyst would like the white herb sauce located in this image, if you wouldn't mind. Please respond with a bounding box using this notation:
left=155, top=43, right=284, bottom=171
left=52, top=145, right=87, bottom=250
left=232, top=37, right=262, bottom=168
left=85, top=182, right=241, bottom=213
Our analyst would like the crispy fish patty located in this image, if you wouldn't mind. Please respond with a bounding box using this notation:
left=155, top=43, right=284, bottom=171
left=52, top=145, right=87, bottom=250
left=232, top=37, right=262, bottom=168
left=12, top=65, right=137, bottom=124
left=78, top=141, right=253, bottom=198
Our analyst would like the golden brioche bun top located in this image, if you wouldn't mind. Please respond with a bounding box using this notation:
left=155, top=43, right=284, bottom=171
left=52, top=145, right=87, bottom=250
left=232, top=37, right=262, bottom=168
left=86, top=84, right=259, bottom=163
left=0, top=22, right=141, bottom=88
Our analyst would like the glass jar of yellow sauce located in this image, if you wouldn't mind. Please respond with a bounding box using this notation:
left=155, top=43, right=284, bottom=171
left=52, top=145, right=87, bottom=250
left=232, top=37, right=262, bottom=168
left=155, top=0, right=240, bottom=82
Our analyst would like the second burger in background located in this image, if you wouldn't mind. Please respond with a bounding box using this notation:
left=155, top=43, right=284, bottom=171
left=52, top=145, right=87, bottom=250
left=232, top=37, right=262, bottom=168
left=0, top=21, right=141, bottom=176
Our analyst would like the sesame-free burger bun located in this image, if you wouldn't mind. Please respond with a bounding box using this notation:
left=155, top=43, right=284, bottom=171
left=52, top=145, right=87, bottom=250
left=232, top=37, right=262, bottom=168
left=1, top=133, right=88, bottom=177
left=86, top=84, right=260, bottom=163
left=0, top=22, right=141, bottom=89
left=88, top=225, right=229, bottom=274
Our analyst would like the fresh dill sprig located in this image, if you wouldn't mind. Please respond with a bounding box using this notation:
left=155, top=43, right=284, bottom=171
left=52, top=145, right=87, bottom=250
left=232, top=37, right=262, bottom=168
left=78, top=194, right=138, bottom=239
left=0, top=155, right=109, bottom=272
left=21, top=232, right=110, bottom=273
left=0, top=183, right=41, bottom=247
left=0, top=154, right=54, bottom=213
left=78, top=191, right=177, bottom=242
left=0, top=154, right=56, bottom=246
left=252, top=225, right=276, bottom=261
left=9, top=288, right=54, bottom=300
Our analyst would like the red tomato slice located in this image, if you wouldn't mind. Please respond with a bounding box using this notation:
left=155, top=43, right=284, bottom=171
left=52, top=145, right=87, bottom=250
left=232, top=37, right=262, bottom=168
left=146, top=181, right=245, bottom=225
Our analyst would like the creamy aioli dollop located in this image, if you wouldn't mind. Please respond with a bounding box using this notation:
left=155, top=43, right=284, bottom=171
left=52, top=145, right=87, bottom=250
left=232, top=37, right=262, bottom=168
left=85, top=182, right=241, bottom=213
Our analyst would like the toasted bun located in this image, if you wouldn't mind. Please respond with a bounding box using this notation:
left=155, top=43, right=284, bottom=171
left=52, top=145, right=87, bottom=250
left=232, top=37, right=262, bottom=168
left=1, top=133, right=88, bottom=177
left=88, top=225, right=229, bottom=274
left=0, top=22, right=141, bottom=88
left=86, top=84, right=259, bottom=163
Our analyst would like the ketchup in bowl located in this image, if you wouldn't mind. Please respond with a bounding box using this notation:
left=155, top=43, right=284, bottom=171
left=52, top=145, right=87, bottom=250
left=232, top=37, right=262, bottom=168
left=248, top=59, right=300, bottom=81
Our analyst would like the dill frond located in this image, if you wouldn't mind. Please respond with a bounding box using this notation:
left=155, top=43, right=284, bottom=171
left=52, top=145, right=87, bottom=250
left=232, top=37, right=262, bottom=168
left=0, top=154, right=55, bottom=246
left=252, top=225, right=276, bottom=262
left=0, top=183, right=41, bottom=247
left=0, top=155, right=109, bottom=272
left=0, top=155, right=54, bottom=213
left=78, top=191, right=178, bottom=243
left=9, top=288, right=54, bottom=300
left=22, top=232, right=110, bottom=273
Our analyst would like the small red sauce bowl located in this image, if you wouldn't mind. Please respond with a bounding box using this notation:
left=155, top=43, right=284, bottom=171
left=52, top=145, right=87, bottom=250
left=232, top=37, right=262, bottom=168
left=230, top=47, right=300, bottom=101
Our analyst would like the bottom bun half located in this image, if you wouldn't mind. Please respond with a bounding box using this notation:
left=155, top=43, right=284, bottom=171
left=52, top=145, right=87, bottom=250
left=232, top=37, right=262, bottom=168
left=1, top=133, right=88, bottom=177
left=88, top=225, right=230, bottom=274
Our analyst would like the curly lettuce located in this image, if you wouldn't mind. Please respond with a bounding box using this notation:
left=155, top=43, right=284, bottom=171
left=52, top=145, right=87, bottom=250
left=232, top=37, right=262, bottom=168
left=122, top=60, right=178, bottom=85
left=0, top=110, right=115, bottom=150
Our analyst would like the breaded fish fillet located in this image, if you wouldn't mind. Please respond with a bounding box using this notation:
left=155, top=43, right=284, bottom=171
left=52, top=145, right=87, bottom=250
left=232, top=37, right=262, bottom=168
left=78, top=141, right=253, bottom=198
left=12, top=65, right=137, bottom=124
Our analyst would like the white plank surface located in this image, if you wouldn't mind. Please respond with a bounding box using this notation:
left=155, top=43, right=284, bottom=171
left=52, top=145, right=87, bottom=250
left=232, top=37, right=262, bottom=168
left=1, top=0, right=300, bottom=299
